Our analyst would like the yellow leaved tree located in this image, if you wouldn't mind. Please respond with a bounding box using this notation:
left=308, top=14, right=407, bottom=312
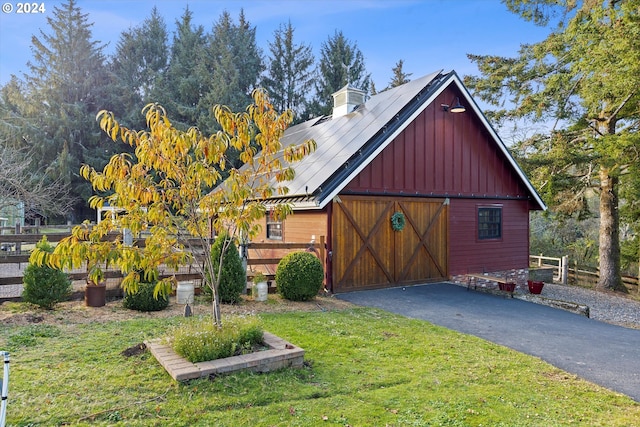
left=29, top=89, right=316, bottom=326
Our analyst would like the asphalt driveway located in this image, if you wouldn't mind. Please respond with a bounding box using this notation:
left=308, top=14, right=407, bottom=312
left=336, top=282, right=640, bottom=401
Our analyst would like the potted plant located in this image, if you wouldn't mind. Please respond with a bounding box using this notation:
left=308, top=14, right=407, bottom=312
left=499, top=282, right=517, bottom=292
left=29, top=230, right=108, bottom=307
left=84, top=264, right=107, bottom=307
left=527, top=280, right=544, bottom=294
left=252, top=271, right=268, bottom=302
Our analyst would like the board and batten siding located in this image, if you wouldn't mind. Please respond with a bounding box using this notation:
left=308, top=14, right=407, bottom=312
left=448, top=198, right=530, bottom=275
left=330, top=195, right=448, bottom=292
left=344, top=86, right=530, bottom=200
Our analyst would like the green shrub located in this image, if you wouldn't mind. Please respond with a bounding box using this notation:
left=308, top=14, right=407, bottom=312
left=22, top=237, right=72, bottom=309
left=171, top=316, right=263, bottom=363
left=206, top=233, right=246, bottom=304
left=122, top=281, right=169, bottom=312
left=276, top=251, right=324, bottom=301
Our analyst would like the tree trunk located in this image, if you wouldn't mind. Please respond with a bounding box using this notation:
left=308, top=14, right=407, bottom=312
left=212, top=296, right=222, bottom=328
left=597, top=169, right=626, bottom=292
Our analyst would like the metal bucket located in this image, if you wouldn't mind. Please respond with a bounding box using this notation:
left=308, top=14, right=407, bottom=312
left=255, top=281, right=268, bottom=302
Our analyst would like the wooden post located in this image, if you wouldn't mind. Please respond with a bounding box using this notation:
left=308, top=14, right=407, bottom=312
left=319, top=235, right=326, bottom=283
left=561, top=255, right=569, bottom=285
left=319, top=236, right=326, bottom=264
left=14, top=223, right=21, bottom=253
left=538, top=254, right=543, bottom=267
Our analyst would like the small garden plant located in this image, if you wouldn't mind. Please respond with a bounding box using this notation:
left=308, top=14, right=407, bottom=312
left=276, top=251, right=323, bottom=301
left=122, top=281, right=169, bottom=312
left=22, top=237, right=72, bottom=309
left=206, top=233, right=246, bottom=304
left=170, top=315, right=263, bottom=363
left=252, top=271, right=267, bottom=284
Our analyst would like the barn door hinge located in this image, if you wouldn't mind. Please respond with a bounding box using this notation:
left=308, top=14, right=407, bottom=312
left=443, top=198, right=450, bottom=205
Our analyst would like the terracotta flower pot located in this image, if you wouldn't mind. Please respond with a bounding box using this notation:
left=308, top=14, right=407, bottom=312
left=527, top=280, right=544, bottom=294
left=85, top=282, right=107, bottom=307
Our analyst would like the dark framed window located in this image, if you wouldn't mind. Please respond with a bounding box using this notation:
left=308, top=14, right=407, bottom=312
left=266, top=213, right=283, bottom=240
left=478, top=206, right=502, bottom=240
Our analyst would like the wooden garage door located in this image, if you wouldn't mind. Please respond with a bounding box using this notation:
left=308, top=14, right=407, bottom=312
left=332, top=195, right=448, bottom=292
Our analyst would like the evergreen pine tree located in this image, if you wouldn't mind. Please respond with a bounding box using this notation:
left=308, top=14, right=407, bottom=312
left=2, top=0, right=110, bottom=220
left=388, top=59, right=412, bottom=88
left=209, top=233, right=246, bottom=304
left=262, top=21, right=315, bottom=122
left=153, top=7, right=206, bottom=130
left=0, top=88, right=75, bottom=221
left=109, top=7, right=168, bottom=129
left=370, top=81, right=378, bottom=96
left=309, top=30, right=370, bottom=117
left=466, top=0, right=640, bottom=291
left=198, top=10, right=264, bottom=133
left=199, top=11, right=245, bottom=128
left=234, top=11, right=264, bottom=100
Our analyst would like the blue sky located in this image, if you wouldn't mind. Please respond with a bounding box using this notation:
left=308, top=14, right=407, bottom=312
left=0, top=0, right=551, bottom=89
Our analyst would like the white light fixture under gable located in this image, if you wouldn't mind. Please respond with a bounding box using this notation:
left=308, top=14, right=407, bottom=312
left=441, top=96, right=466, bottom=113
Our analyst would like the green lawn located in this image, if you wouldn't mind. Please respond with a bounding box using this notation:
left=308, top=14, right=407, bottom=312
left=1, top=307, right=638, bottom=426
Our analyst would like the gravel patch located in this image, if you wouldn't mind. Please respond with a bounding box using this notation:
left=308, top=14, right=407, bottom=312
left=529, top=283, right=640, bottom=329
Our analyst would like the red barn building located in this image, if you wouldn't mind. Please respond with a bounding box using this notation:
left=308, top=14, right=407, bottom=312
left=251, top=70, right=546, bottom=293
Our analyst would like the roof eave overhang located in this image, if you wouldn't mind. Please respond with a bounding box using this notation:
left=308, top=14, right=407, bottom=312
left=263, top=197, right=322, bottom=211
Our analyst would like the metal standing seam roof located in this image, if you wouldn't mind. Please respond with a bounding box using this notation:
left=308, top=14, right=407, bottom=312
left=261, top=69, right=547, bottom=211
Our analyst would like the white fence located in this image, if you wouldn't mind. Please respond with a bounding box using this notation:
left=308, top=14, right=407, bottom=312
left=529, top=254, right=569, bottom=285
